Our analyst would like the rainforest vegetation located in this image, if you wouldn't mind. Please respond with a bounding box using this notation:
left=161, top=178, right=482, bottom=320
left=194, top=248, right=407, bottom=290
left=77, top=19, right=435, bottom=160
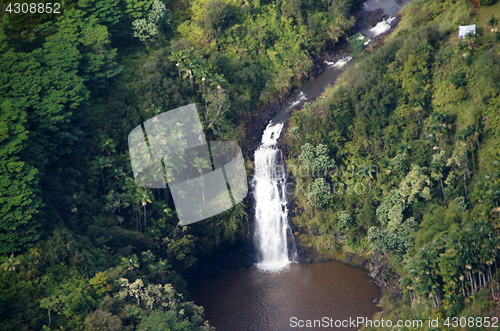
left=0, top=0, right=358, bottom=329
left=1, top=0, right=500, bottom=329
left=287, top=0, right=500, bottom=327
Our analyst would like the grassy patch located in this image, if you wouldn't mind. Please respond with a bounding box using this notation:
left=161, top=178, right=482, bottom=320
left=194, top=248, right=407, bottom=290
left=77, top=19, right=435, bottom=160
left=476, top=0, right=500, bottom=35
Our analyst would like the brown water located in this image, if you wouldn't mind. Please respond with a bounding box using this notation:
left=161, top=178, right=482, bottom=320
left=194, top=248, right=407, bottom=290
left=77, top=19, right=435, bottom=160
left=190, top=261, right=380, bottom=331
left=189, top=1, right=414, bottom=328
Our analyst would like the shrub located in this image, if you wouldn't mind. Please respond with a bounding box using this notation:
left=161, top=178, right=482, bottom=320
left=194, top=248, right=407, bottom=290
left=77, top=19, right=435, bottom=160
left=299, top=143, right=335, bottom=177
left=204, top=0, right=234, bottom=33
left=132, top=0, right=172, bottom=44
left=450, top=72, right=468, bottom=87
left=337, top=211, right=354, bottom=232
left=308, top=178, right=331, bottom=209
left=479, top=0, right=496, bottom=6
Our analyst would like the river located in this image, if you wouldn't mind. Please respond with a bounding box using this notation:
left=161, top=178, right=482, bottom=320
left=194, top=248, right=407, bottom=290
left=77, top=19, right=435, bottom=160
left=189, top=59, right=378, bottom=330
left=189, top=0, right=408, bottom=329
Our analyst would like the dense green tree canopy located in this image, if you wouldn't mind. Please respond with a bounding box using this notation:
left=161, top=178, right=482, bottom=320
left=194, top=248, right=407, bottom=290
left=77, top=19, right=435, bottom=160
left=1, top=0, right=500, bottom=328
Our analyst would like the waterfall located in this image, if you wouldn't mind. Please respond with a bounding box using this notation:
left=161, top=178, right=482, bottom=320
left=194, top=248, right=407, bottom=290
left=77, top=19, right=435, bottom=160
left=253, top=122, right=291, bottom=271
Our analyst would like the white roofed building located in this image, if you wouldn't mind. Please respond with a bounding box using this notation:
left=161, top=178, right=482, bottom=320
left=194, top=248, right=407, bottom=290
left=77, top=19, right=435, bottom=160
left=458, top=24, right=476, bottom=38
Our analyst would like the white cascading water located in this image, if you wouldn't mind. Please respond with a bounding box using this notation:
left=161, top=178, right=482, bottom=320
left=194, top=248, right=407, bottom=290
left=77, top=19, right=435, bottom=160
left=368, top=16, right=396, bottom=37
left=253, top=121, right=291, bottom=271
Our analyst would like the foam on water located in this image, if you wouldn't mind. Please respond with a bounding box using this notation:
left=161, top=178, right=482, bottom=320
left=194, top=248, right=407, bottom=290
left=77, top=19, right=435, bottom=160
left=260, top=122, right=284, bottom=147
left=369, top=16, right=396, bottom=37
left=289, top=91, right=307, bottom=108
left=332, top=56, right=353, bottom=68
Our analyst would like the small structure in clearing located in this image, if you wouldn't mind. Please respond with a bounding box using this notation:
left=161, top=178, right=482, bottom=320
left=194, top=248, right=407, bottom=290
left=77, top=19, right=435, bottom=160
left=458, top=24, right=476, bottom=38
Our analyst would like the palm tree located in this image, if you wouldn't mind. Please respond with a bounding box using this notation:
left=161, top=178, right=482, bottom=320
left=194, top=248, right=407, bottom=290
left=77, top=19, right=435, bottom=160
left=168, top=51, right=186, bottom=78
left=427, top=112, right=453, bottom=146
left=460, top=125, right=477, bottom=171
left=397, top=140, right=411, bottom=155
left=123, top=177, right=141, bottom=231
left=409, top=97, right=425, bottom=126
left=91, top=156, right=113, bottom=188
left=193, top=66, right=211, bottom=95
left=482, top=161, right=500, bottom=220
left=431, top=152, right=446, bottom=199
left=191, top=150, right=211, bottom=205
left=168, top=48, right=203, bottom=90
left=120, top=254, right=140, bottom=270
left=458, top=227, right=479, bottom=295
left=465, top=33, right=477, bottom=49
left=180, top=59, right=196, bottom=90
left=488, top=15, right=499, bottom=31
left=136, top=188, right=152, bottom=232
left=2, top=254, right=21, bottom=282
left=207, top=72, right=227, bottom=90
left=155, top=258, right=171, bottom=284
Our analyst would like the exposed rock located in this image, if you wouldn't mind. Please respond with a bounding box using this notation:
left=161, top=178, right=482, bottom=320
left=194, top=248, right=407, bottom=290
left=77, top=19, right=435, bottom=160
left=356, top=9, right=386, bottom=30
left=370, top=265, right=381, bottom=278
left=343, top=252, right=354, bottom=264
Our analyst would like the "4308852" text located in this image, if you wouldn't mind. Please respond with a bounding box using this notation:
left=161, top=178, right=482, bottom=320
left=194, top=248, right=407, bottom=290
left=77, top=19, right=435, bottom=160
left=6, top=3, right=61, bottom=14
